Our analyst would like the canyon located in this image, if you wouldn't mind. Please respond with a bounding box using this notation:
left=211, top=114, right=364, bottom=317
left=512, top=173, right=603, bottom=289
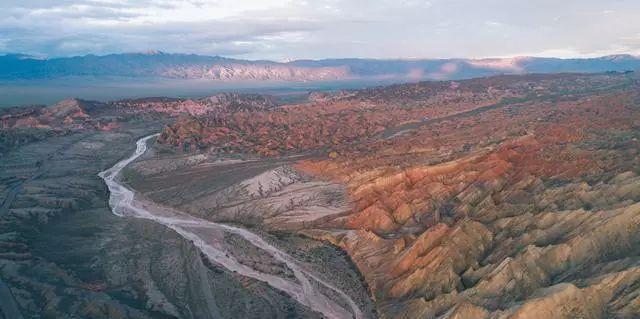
left=1, top=71, right=640, bottom=318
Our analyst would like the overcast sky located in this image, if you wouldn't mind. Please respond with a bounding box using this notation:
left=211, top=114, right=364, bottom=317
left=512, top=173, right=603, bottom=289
left=2, top=0, right=640, bottom=60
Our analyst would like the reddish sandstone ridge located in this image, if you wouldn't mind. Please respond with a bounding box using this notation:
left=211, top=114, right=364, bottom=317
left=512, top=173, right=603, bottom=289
left=146, top=72, right=640, bottom=318
left=293, top=76, right=640, bottom=318
left=115, top=93, right=277, bottom=116
left=0, top=98, right=110, bottom=131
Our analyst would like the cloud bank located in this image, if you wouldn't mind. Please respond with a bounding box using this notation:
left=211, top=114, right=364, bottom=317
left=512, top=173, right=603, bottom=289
left=2, top=0, right=640, bottom=60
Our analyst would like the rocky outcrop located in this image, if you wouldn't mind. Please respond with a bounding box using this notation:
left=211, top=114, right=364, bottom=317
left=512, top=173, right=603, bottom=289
left=0, top=98, right=111, bottom=131
left=116, top=93, right=277, bottom=116
left=157, top=73, right=626, bottom=156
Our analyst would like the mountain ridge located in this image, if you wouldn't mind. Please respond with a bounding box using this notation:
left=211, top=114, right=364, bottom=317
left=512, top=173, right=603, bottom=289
left=1, top=52, right=639, bottom=82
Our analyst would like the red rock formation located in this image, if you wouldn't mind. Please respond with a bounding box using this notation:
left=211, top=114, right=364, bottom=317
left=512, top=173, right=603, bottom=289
left=143, top=72, right=640, bottom=318
left=11, top=72, right=634, bottom=318
left=293, top=79, right=640, bottom=318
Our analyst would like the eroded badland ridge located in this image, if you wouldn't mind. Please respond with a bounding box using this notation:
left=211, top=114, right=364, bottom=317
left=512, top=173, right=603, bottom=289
left=2, top=71, right=640, bottom=318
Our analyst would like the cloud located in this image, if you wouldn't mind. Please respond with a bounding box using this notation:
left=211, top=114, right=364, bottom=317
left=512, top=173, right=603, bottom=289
left=484, top=21, right=503, bottom=27
left=0, top=0, right=320, bottom=57
left=1, top=0, right=640, bottom=59
left=27, top=5, right=142, bottom=20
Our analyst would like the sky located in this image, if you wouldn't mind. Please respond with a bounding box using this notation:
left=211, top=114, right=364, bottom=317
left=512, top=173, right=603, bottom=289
left=1, top=0, right=640, bottom=60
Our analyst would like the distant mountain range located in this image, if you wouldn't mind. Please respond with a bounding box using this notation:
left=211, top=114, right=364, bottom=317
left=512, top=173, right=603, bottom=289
left=1, top=51, right=639, bottom=82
